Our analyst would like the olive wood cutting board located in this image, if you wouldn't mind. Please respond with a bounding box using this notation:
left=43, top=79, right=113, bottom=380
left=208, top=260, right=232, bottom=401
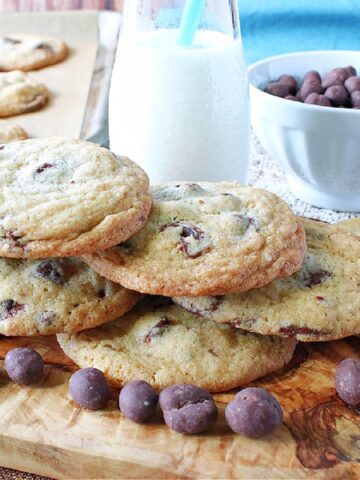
left=0, top=335, right=360, bottom=479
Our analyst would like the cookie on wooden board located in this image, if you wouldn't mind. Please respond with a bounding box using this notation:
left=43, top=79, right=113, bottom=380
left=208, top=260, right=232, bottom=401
left=173, top=218, right=360, bottom=342
left=0, top=70, right=48, bottom=117
left=57, top=301, right=296, bottom=392
left=0, top=256, right=142, bottom=336
left=0, top=34, right=68, bottom=72
left=83, top=182, right=306, bottom=297
left=0, top=137, right=151, bottom=258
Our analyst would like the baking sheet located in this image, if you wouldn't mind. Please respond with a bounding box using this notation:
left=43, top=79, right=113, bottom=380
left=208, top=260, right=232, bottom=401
left=81, top=11, right=121, bottom=145
left=0, top=11, right=99, bottom=139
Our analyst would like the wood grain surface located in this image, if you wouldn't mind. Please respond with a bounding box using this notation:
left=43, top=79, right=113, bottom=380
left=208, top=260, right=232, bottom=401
left=1, top=335, right=360, bottom=479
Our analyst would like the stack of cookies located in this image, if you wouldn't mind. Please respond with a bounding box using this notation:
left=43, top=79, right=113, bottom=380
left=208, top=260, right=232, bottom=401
left=0, top=137, right=150, bottom=335
left=1, top=137, right=360, bottom=394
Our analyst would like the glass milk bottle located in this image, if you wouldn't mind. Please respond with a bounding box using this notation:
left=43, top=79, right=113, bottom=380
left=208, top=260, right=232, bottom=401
left=109, top=0, right=250, bottom=184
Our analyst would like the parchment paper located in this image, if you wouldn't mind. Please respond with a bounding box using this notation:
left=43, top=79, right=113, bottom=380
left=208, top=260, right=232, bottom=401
left=0, top=11, right=99, bottom=138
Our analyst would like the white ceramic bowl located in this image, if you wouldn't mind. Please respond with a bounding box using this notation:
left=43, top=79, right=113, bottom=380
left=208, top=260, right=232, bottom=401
left=248, top=50, right=360, bottom=212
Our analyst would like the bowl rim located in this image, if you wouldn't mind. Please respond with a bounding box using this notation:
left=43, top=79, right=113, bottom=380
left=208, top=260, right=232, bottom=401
left=247, top=50, right=360, bottom=115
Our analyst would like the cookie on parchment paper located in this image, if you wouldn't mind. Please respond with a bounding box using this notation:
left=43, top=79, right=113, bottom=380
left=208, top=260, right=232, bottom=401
left=0, top=70, right=48, bottom=118
left=0, top=34, right=68, bottom=72
left=0, top=121, right=27, bottom=143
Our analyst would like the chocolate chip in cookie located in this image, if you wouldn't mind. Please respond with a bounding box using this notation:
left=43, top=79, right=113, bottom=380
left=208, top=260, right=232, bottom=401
left=35, top=162, right=54, bottom=175
left=35, top=43, right=54, bottom=54
left=38, top=311, right=57, bottom=327
left=4, top=231, right=24, bottom=249
left=230, top=318, right=258, bottom=329
left=144, top=317, right=171, bottom=343
left=0, top=299, right=26, bottom=319
left=305, top=269, right=332, bottom=288
left=279, top=325, right=330, bottom=338
left=32, top=260, right=65, bottom=285
left=2, top=37, right=21, bottom=45
left=161, top=221, right=211, bottom=258
left=233, top=214, right=257, bottom=235
left=177, top=296, right=223, bottom=316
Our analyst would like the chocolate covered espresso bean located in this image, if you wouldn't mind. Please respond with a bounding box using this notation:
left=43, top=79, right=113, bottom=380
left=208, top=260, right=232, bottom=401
left=4, top=347, right=44, bottom=385
left=324, top=85, right=349, bottom=107
left=278, top=74, right=298, bottom=94
left=265, top=82, right=290, bottom=98
left=159, top=384, right=218, bottom=435
left=263, top=65, right=359, bottom=109
left=119, top=380, right=158, bottom=423
left=304, top=93, right=332, bottom=107
left=225, top=387, right=283, bottom=438
left=69, top=368, right=110, bottom=410
left=335, top=359, right=360, bottom=406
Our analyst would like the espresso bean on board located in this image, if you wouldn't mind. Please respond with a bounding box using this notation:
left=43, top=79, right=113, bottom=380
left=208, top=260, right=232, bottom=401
left=159, top=384, right=218, bottom=435
left=69, top=368, right=110, bottom=410
left=4, top=347, right=44, bottom=385
left=225, top=387, right=283, bottom=438
left=335, top=359, right=360, bottom=406
left=119, top=380, right=158, bottom=423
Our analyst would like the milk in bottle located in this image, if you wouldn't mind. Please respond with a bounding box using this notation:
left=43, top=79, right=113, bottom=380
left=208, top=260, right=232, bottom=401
left=109, top=0, right=250, bottom=183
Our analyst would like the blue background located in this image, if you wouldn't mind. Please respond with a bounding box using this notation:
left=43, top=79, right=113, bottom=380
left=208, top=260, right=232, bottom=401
left=239, top=0, right=360, bottom=65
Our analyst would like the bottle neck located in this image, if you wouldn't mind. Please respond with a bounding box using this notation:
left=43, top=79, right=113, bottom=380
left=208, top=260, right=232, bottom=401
left=121, top=0, right=240, bottom=40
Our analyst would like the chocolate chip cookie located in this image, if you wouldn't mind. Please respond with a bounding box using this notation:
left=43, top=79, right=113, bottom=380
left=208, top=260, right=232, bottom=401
left=337, top=218, right=360, bottom=236
left=0, top=34, right=68, bottom=72
left=0, top=256, right=142, bottom=336
left=0, top=121, right=27, bottom=143
left=0, top=70, right=48, bottom=117
left=83, top=182, right=306, bottom=297
left=57, top=301, right=296, bottom=392
left=173, top=218, right=360, bottom=342
left=0, top=137, right=151, bottom=258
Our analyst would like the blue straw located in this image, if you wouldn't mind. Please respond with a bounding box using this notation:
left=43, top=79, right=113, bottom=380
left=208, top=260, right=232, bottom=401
left=177, top=0, right=207, bottom=46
